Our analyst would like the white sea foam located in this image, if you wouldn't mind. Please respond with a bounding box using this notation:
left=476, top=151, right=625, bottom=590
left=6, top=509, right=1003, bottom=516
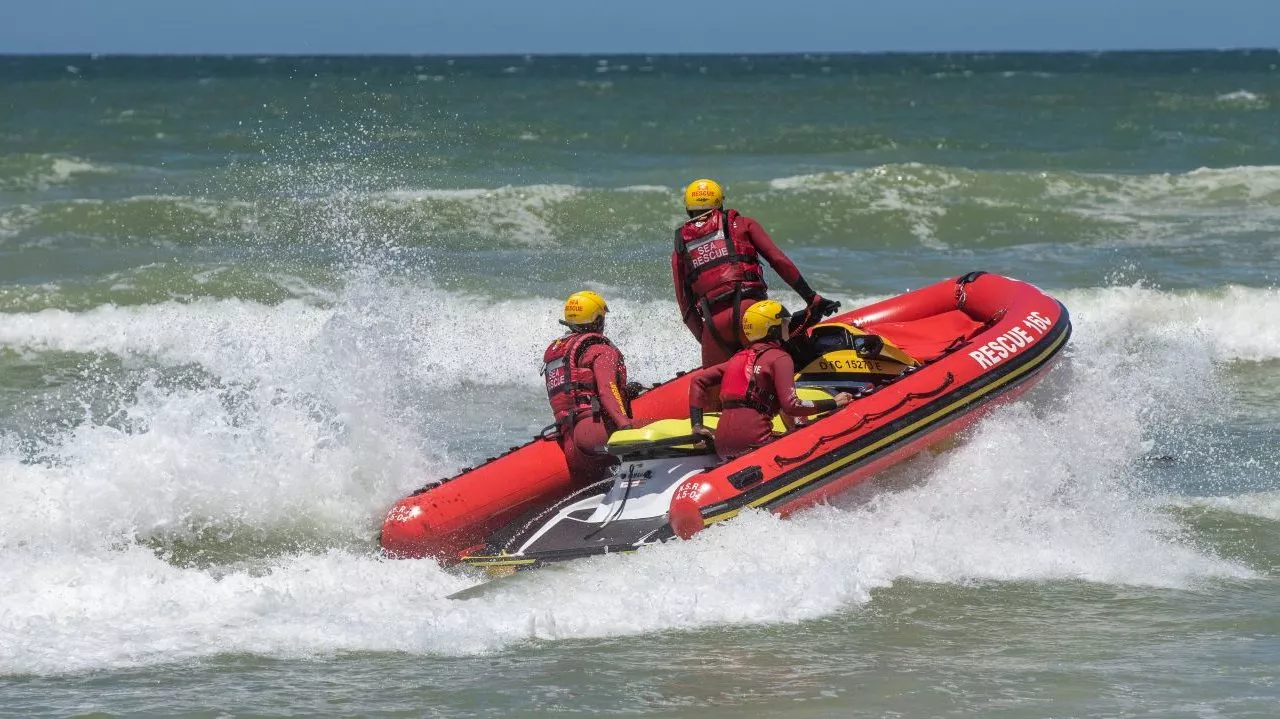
left=0, top=204, right=39, bottom=239
left=0, top=153, right=114, bottom=191
left=0, top=299, right=329, bottom=382
left=1059, top=285, right=1280, bottom=363
left=1214, top=90, right=1266, bottom=106
left=0, top=195, right=257, bottom=244
left=1178, top=491, right=1280, bottom=521
left=617, top=184, right=670, bottom=193
left=0, top=289, right=698, bottom=389
left=774, top=164, right=1280, bottom=207
left=378, top=188, right=490, bottom=201
left=0, top=380, right=413, bottom=552
left=1114, top=165, right=1280, bottom=205
left=372, top=184, right=582, bottom=246
left=771, top=165, right=958, bottom=248
left=772, top=164, right=1280, bottom=248
left=124, top=194, right=257, bottom=220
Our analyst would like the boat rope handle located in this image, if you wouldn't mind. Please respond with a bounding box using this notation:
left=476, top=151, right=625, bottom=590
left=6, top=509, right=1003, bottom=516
left=774, top=371, right=955, bottom=466
left=954, top=270, right=987, bottom=309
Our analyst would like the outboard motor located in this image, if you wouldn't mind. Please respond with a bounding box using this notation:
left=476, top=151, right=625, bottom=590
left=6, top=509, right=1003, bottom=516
left=793, top=322, right=919, bottom=395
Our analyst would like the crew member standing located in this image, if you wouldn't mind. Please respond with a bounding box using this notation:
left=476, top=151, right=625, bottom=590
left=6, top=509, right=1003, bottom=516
left=688, top=300, right=852, bottom=461
left=672, top=178, right=841, bottom=367
left=543, top=291, right=635, bottom=485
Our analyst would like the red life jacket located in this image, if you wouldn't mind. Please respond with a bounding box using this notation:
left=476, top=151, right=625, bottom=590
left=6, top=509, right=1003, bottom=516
left=719, top=343, right=781, bottom=416
left=674, top=209, right=767, bottom=306
left=542, top=331, right=628, bottom=429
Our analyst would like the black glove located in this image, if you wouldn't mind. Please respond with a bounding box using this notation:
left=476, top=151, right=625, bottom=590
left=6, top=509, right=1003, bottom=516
left=624, top=381, right=646, bottom=400
left=690, top=424, right=716, bottom=450
left=809, top=294, right=841, bottom=319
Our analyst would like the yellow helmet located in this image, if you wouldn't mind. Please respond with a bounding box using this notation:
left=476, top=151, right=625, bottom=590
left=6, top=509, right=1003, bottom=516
left=562, top=290, right=609, bottom=327
left=741, top=299, right=791, bottom=342
left=683, top=178, right=724, bottom=212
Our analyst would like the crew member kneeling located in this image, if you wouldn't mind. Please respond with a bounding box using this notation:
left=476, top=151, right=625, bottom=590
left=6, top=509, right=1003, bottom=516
left=688, top=300, right=853, bottom=461
left=544, top=291, right=636, bottom=485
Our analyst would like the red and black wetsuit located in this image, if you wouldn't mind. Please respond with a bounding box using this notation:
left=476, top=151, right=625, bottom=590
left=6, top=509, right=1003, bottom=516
left=544, top=332, right=633, bottom=485
left=688, top=341, right=837, bottom=461
left=672, top=209, right=818, bottom=367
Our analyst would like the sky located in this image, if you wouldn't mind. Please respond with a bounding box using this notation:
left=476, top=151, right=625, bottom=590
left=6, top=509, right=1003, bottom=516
left=3, top=0, right=1279, bottom=55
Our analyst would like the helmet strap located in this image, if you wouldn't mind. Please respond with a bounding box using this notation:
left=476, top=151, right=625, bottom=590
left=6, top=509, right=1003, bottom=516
left=560, top=318, right=604, bottom=333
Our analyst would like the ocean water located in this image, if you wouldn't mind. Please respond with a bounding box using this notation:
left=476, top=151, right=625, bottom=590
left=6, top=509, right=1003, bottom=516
left=1, top=52, right=1278, bottom=717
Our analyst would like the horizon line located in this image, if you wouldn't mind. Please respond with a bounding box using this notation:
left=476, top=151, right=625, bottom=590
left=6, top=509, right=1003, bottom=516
left=3, top=47, right=1279, bottom=59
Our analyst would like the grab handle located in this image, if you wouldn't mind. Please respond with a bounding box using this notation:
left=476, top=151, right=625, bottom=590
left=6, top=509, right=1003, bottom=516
left=605, top=433, right=714, bottom=455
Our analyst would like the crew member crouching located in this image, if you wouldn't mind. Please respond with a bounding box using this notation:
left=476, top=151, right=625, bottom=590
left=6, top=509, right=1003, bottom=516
left=688, top=300, right=853, bottom=461
left=544, top=291, right=637, bottom=485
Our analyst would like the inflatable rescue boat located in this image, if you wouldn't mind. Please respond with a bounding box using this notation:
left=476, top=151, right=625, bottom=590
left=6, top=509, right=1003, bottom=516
left=380, top=272, right=1070, bottom=572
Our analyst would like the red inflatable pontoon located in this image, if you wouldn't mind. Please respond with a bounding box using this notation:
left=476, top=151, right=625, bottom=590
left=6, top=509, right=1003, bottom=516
left=380, top=272, right=1070, bottom=568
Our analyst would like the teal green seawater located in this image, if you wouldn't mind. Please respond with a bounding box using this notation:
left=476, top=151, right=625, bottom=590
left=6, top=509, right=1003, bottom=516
left=1, top=52, right=1278, bottom=717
